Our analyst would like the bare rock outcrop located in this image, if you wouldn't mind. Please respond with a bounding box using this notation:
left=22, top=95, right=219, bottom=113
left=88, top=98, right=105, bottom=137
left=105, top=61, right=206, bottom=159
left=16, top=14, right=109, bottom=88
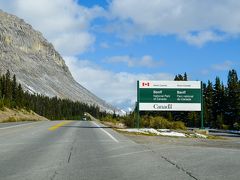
left=0, top=10, right=115, bottom=112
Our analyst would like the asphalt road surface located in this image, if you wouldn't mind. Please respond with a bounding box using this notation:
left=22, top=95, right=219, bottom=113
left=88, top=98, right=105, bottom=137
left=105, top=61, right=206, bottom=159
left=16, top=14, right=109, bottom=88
left=0, top=121, right=240, bottom=180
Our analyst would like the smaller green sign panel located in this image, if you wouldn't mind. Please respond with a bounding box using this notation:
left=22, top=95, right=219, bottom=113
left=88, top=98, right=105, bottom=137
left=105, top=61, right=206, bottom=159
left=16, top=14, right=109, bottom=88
left=139, top=88, right=201, bottom=103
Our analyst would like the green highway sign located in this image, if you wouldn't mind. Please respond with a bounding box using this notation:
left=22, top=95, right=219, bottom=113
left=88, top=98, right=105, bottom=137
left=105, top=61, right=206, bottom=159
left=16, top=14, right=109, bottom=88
left=137, top=81, right=202, bottom=111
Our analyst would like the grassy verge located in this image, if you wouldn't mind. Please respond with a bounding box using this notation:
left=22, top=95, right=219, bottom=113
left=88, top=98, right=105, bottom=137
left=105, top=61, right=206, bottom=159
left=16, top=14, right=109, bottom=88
left=0, top=107, right=48, bottom=123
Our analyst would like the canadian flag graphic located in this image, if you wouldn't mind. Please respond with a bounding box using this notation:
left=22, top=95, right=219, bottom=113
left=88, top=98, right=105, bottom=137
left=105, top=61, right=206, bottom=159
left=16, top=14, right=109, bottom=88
left=142, top=82, right=150, bottom=87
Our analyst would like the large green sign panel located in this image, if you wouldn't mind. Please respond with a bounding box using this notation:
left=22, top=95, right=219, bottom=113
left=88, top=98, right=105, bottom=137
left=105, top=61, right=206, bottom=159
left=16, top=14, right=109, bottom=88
left=138, top=81, right=202, bottom=111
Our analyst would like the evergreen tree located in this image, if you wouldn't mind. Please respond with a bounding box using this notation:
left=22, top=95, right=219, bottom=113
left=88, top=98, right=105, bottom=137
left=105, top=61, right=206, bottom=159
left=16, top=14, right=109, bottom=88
left=183, top=72, right=188, bottom=81
left=174, top=73, right=188, bottom=81
left=174, top=74, right=184, bottom=81
left=187, top=112, right=198, bottom=127
left=226, top=69, right=240, bottom=126
left=5, top=70, right=12, bottom=99
left=204, top=81, right=214, bottom=127
left=212, top=77, right=225, bottom=128
left=1, top=75, right=6, bottom=98
left=0, top=76, right=2, bottom=98
left=12, top=74, right=17, bottom=104
left=16, top=84, right=23, bottom=107
left=174, top=75, right=179, bottom=81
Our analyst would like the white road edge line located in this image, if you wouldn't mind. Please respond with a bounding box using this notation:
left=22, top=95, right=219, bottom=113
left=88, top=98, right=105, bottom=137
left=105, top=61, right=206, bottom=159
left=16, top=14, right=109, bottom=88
left=0, top=122, right=38, bottom=130
left=108, top=149, right=152, bottom=158
left=92, top=121, right=119, bottom=143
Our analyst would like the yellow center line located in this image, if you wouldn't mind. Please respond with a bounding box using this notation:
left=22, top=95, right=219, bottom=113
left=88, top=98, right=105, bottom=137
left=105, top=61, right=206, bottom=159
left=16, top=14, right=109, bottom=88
left=48, top=121, right=73, bottom=131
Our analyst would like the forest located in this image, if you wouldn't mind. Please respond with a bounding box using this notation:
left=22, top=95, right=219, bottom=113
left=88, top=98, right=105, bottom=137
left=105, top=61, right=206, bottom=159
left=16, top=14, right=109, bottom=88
left=0, top=70, right=104, bottom=120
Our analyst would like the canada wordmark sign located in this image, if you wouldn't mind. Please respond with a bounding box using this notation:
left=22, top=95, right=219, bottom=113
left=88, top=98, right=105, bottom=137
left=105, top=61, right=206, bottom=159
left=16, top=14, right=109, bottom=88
left=138, top=81, right=202, bottom=111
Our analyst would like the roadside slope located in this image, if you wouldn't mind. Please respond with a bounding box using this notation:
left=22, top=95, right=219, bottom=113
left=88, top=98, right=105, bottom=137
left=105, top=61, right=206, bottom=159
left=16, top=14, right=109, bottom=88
left=0, top=108, right=48, bottom=123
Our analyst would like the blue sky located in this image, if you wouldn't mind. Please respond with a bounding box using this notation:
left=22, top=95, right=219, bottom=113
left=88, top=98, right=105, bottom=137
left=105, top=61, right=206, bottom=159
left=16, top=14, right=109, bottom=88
left=0, top=0, right=239, bottom=111
left=77, top=0, right=109, bottom=8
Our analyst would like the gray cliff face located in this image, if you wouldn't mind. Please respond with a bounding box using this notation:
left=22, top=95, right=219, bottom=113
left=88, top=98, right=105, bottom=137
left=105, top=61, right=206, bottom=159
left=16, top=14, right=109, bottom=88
left=0, top=10, right=115, bottom=112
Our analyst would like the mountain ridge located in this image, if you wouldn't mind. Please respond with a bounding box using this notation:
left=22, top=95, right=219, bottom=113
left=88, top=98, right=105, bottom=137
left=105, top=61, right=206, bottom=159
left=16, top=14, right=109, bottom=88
left=0, top=10, right=115, bottom=113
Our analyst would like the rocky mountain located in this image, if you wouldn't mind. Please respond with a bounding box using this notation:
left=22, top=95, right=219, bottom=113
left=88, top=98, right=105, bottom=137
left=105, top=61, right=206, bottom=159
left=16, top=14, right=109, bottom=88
left=0, top=10, right=115, bottom=112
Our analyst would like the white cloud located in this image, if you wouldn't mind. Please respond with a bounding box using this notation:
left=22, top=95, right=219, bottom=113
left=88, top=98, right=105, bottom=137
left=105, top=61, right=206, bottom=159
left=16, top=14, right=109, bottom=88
left=2, top=0, right=240, bottom=51
left=181, top=31, right=226, bottom=47
left=212, top=60, right=234, bottom=71
left=106, top=55, right=164, bottom=68
left=109, top=0, right=240, bottom=46
left=0, top=0, right=104, bottom=55
left=65, top=56, right=173, bottom=111
left=100, top=42, right=110, bottom=49
left=2, top=0, right=240, bottom=52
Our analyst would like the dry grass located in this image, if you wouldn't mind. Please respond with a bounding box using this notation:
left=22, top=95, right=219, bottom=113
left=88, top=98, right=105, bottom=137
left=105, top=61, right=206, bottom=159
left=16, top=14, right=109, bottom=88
left=0, top=108, right=48, bottom=123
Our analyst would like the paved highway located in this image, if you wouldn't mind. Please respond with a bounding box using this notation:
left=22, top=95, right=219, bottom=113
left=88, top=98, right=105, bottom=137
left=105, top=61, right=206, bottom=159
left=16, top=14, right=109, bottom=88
left=0, top=121, right=240, bottom=180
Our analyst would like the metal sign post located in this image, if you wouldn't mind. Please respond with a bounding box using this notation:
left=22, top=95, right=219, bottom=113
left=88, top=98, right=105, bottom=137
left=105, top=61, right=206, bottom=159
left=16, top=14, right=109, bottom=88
left=137, top=81, right=140, bottom=129
left=201, top=81, right=204, bottom=129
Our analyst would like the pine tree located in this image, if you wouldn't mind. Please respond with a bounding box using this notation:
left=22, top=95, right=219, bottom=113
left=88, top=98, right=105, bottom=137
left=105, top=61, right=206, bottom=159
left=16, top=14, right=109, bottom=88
left=187, top=112, right=198, bottom=127
left=0, top=76, right=2, bottom=98
left=11, top=74, right=17, bottom=108
left=183, top=72, right=188, bottom=81
left=174, top=75, right=179, bottom=81
left=12, top=75, right=17, bottom=98
left=5, top=70, right=12, bottom=100
left=226, top=69, right=240, bottom=126
left=174, top=74, right=184, bottom=81
left=1, top=75, right=6, bottom=98
left=212, top=77, right=225, bottom=128
left=204, top=81, right=214, bottom=127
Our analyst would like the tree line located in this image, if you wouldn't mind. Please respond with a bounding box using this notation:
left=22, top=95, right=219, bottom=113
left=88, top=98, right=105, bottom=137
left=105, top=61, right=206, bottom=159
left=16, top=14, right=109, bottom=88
left=138, top=70, right=240, bottom=130
left=1, top=69, right=240, bottom=129
left=0, top=70, right=105, bottom=120
left=203, top=69, right=240, bottom=129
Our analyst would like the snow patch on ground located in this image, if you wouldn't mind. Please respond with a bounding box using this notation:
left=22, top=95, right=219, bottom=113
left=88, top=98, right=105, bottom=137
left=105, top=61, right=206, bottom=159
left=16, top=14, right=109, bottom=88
left=140, top=128, right=162, bottom=135
left=118, top=128, right=208, bottom=138
left=194, top=133, right=208, bottom=138
left=119, top=129, right=149, bottom=134
left=158, top=131, right=186, bottom=137
left=118, top=128, right=186, bottom=137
